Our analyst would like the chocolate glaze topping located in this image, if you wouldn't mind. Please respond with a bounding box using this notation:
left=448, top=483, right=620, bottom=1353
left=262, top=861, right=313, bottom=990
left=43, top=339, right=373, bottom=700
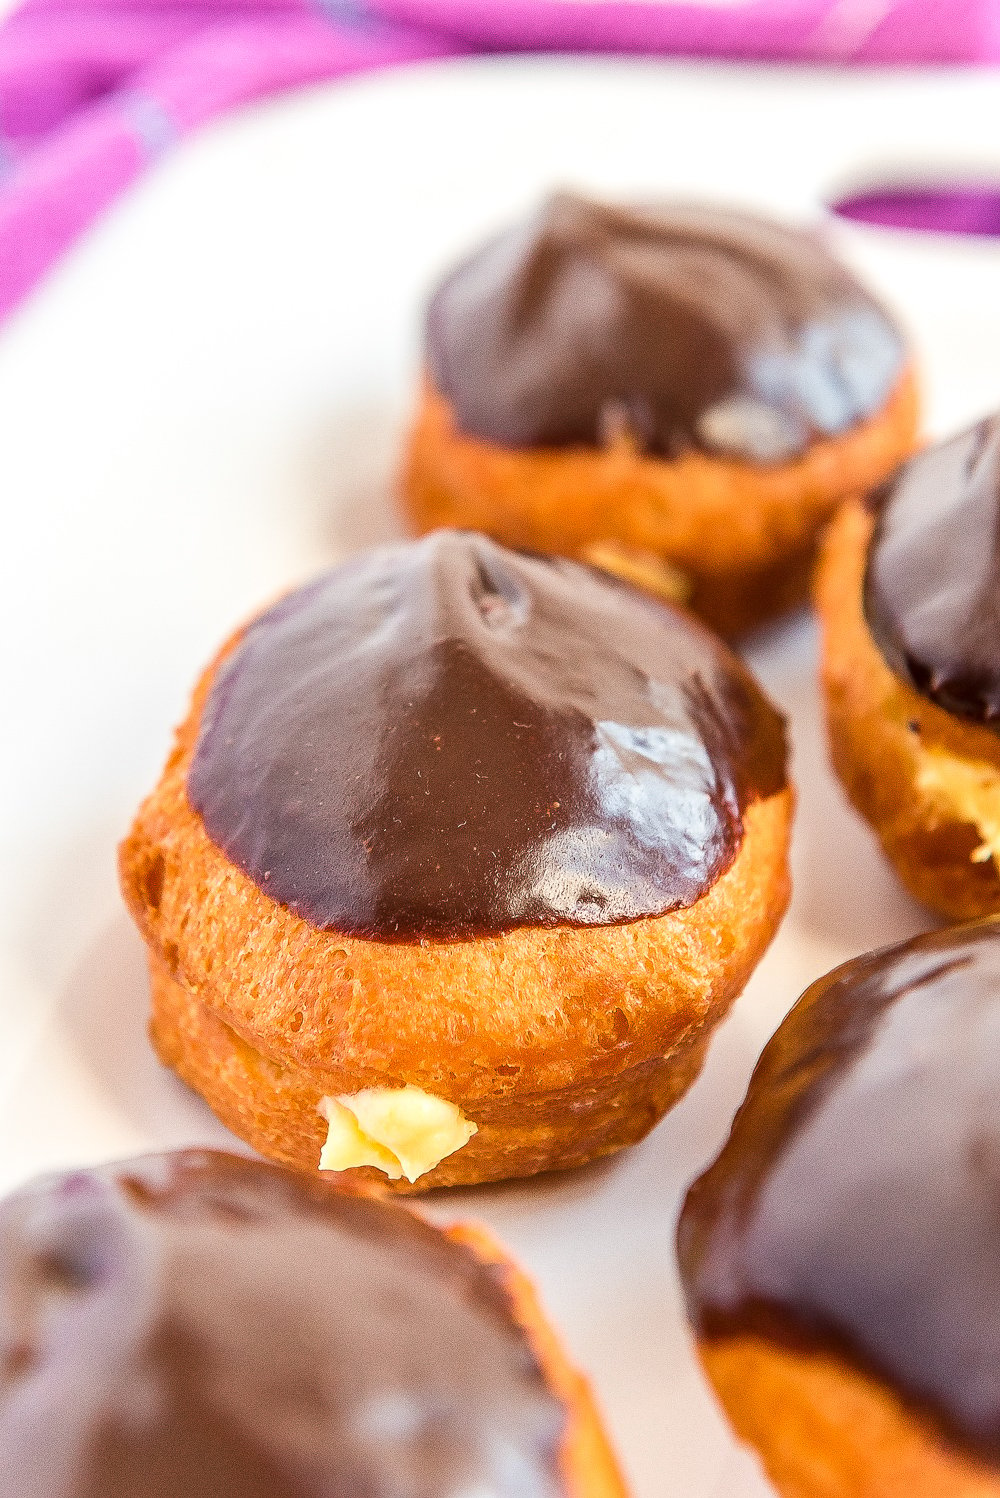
left=864, top=413, right=1000, bottom=726
left=678, top=920, right=1000, bottom=1462
left=0, top=1150, right=565, bottom=1498
left=188, top=532, right=787, bottom=939
left=426, top=193, right=905, bottom=465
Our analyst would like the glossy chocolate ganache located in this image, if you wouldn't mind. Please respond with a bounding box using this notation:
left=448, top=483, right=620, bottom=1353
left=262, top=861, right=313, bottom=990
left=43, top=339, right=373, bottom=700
left=426, top=193, right=905, bottom=465
left=0, top=1150, right=564, bottom=1498
left=188, top=532, right=787, bottom=939
left=864, top=413, right=1000, bottom=726
left=678, top=920, right=1000, bottom=1462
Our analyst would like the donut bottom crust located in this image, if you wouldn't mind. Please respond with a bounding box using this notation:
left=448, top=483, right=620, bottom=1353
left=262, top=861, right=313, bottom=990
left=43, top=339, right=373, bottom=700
left=401, top=369, right=919, bottom=638
left=447, top=1219, right=627, bottom=1498
left=144, top=778, right=788, bottom=1190
left=698, top=1333, right=1000, bottom=1498
left=150, top=955, right=712, bottom=1193
left=816, top=498, right=1000, bottom=920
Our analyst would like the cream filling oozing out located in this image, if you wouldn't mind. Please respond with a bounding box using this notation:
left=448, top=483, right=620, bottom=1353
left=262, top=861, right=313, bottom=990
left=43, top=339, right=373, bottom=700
left=915, top=743, right=1000, bottom=867
left=580, top=540, right=692, bottom=605
left=318, top=1085, right=478, bottom=1183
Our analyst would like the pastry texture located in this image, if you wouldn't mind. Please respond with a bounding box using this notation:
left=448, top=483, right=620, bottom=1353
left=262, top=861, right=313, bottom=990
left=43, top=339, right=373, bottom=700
left=678, top=921, right=1000, bottom=1498
left=817, top=414, right=1000, bottom=919
left=0, top=1149, right=625, bottom=1497
left=121, top=531, right=792, bottom=1189
left=402, top=193, right=918, bottom=636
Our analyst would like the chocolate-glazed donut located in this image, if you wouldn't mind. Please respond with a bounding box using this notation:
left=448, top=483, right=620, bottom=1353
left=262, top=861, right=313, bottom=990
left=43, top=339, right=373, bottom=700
left=818, top=414, right=1000, bottom=921
left=0, top=1149, right=625, bottom=1498
left=678, top=920, right=1000, bottom=1498
left=403, top=193, right=919, bottom=637
left=188, top=531, right=785, bottom=939
left=121, top=532, right=793, bottom=1190
left=864, top=413, right=1000, bottom=726
left=426, top=194, right=902, bottom=463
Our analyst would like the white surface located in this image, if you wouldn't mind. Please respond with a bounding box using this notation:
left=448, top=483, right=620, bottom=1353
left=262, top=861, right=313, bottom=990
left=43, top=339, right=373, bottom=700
left=3, top=56, right=1000, bottom=1497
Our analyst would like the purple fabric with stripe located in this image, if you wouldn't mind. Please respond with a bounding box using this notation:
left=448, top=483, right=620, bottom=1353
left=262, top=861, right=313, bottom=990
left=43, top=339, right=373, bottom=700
left=377, top=0, right=998, bottom=64
left=0, top=2, right=458, bottom=320
left=0, top=0, right=997, bottom=327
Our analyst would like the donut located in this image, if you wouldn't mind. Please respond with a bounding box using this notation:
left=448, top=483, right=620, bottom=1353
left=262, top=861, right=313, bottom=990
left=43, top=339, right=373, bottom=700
left=817, top=412, right=1000, bottom=920
left=401, top=192, right=918, bottom=637
left=677, top=919, right=1000, bottom=1498
left=119, top=530, right=792, bottom=1191
left=0, top=1148, right=625, bottom=1497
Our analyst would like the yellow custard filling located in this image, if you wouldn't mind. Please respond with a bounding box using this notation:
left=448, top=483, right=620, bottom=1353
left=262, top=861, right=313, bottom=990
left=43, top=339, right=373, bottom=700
left=915, top=744, right=1000, bottom=867
left=318, top=1085, right=478, bottom=1183
left=580, top=540, right=692, bottom=605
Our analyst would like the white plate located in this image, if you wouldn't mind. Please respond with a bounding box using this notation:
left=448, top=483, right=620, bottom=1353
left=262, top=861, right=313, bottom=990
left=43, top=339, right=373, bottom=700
left=4, top=56, right=1000, bottom=1498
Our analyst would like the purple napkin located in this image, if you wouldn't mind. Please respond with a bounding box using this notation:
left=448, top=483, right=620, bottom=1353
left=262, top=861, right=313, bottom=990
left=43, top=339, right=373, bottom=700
left=834, top=183, right=1000, bottom=238
left=0, top=0, right=997, bottom=328
left=0, top=2, right=460, bottom=323
left=378, top=0, right=999, bottom=65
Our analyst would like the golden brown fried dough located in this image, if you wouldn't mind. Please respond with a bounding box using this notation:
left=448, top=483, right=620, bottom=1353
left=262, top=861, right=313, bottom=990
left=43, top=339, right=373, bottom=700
left=817, top=498, right=1000, bottom=919
left=699, top=1335, right=1000, bottom=1498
